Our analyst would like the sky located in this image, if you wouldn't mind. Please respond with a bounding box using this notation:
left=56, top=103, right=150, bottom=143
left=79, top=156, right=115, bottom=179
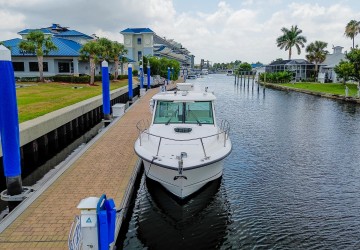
left=0, top=0, right=359, bottom=65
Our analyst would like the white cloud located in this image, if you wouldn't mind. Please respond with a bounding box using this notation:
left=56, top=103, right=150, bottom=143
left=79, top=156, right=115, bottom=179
left=0, top=10, right=25, bottom=40
left=0, top=0, right=359, bottom=64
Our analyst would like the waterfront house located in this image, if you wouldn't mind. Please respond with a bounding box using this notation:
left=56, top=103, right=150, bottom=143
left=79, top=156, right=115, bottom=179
left=2, top=24, right=131, bottom=78
left=317, top=46, right=346, bottom=83
left=2, top=24, right=95, bottom=78
left=120, top=28, right=194, bottom=69
left=266, top=59, right=315, bottom=81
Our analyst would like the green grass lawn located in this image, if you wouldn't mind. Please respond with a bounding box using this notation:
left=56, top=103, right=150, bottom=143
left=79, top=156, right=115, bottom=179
left=282, top=82, right=359, bottom=97
left=17, top=80, right=128, bottom=123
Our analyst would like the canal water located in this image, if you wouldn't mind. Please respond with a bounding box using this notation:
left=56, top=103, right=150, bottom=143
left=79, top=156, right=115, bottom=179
left=119, top=74, right=360, bottom=249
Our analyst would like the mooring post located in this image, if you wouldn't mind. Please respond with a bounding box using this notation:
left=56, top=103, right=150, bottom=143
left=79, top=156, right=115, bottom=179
left=0, top=45, right=26, bottom=210
left=147, top=63, right=151, bottom=89
left=101, top=60, right=111, bottom=122
left=234, top=73, right=236, bottom=84
left=128, top=63, right=133, bottom=101
left=248, top=72, right=250, bottom=87
left=171, top=67, right=174, bottom=80
left=167, top=67, right=170, bottom=85
left=252, top=72, right=255, bottom=90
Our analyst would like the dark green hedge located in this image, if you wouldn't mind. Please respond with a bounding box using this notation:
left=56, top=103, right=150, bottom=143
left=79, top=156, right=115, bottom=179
left=16, top=74, right=128, bottom=83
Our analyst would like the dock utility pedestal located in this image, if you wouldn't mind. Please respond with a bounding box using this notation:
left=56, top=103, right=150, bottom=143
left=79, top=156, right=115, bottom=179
left=76, top=195, right=117, bottom=250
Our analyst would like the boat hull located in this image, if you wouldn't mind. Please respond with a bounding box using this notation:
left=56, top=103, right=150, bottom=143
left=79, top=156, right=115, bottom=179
left=142, top=159, right=224, bottom=199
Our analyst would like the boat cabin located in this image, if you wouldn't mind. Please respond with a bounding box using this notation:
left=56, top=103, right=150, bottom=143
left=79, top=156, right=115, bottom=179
left=151, top=91, right=216, bottom=126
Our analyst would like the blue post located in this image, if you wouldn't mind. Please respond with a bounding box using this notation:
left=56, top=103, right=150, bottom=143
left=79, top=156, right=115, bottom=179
left=167, top=67, right=170, bottom=85
left=139, top=65, right=143, bottom=89
left=171, top=67, right=174, bottom=80
left=147, top=63, right=151, bottom=89
left=101, top=60, right=111, bottom=121
left=0, top=45, right=23, bottom=204
left=128, top=64, right=133, bottom=100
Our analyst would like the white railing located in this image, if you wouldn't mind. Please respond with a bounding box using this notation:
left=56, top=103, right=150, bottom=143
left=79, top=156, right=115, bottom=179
left=68, top=215, right=82, bottom=250
left=136, top=119, right=231, bottom=158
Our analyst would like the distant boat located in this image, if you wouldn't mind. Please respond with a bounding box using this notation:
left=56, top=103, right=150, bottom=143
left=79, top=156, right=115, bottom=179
left=187, top=74, right=196, bottom=79
left=202, top=69, right=209, bottom=75
left=226, top=70, right=233, bottom=76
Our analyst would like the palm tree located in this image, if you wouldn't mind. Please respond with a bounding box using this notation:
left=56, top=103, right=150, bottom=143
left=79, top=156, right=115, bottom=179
left=345, top=20, right=360, bottom=48
left=110, top=41, right=127, bottom=80
left=305, top=41, right=329, bottom=76
left=19, top=30, right=57, bottom=82
left=276, top=25, right=307, bottom=60
left=97, top=37, right=113, bottom=60
left=79, top=40, right=102, bottom=85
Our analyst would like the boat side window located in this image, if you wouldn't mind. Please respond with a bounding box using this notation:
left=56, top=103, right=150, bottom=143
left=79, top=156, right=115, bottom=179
left=153, top=101, right=184, bottom=124
left=185, top=101, right=214, bottom=124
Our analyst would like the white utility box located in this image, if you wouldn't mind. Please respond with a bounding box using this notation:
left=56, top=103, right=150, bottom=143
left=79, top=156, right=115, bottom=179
left=77, top=197, right=99, bottom=250
left=112, top=103, right=125, bottom=117
left=140, top=88, right=146, bottom=97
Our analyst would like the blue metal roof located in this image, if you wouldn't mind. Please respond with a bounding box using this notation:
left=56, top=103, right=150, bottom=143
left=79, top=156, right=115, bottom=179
left=120, top=28, right=154, bottom=34
left=2, top=37, right=82, bottom=57
left=119, top=55, right=135, bottom=62
left=54, top=30, right=93, bottom=39
left=251, top=63, right=263, bottom=68
left=18, top=28, right=53, bottom=35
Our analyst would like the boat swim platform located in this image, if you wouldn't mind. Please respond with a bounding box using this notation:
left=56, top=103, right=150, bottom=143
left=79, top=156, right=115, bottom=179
left=0, top=83, right=177, bottom=249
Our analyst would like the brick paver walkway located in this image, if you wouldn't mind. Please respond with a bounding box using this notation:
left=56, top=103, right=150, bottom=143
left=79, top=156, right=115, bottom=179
left=0, top=85, right=173, bottom=249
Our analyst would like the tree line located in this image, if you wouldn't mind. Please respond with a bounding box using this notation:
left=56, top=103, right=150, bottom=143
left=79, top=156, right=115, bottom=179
left=16, top=31, right=128, bottom=84
left=14, top=30, right=181, bottom=85
left=275, top=20, right=360, bottom=82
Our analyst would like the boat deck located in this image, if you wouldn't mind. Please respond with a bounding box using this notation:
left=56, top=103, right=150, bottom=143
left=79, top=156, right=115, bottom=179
left=0, top=84, right=175, bottom=249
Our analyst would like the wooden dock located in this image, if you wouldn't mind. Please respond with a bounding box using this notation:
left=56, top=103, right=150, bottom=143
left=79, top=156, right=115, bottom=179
left=0, top=85, right=174, bottom=249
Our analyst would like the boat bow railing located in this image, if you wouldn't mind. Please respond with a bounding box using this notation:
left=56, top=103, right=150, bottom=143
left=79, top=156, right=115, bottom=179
left=136, top=119, right=231, bottom=159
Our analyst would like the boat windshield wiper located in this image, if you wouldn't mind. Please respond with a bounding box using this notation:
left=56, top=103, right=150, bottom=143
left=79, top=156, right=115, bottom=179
left=165, top=110, right=178, bottom=125
left=188, top=109, right=202, bottom=126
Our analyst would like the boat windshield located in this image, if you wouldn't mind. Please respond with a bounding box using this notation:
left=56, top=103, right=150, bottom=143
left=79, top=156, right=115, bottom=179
left=153, top=101, right=214, bottom=125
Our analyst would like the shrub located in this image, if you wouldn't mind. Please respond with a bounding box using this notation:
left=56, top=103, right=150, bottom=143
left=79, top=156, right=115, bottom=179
left=259, top=71, right=292, bottom=83
left=117, top=74, right=128, bottom=80
left=52, top=75, right=90, bottom=83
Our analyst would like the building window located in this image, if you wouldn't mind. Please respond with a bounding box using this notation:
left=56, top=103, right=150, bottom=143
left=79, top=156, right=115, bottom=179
left=29, top=62, right=48, bottom=72
left=13, top=62, right=25, bottom=72
left=138, top=51, right=142, bottom=61
left=137, top=38, right=142, bottom=45
left=58, top=62, right=70, bottom=73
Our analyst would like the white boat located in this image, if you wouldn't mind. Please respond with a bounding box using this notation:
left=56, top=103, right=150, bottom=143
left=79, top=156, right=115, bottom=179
left=226, top=70, right=233, bottom=76
left=187, top=74, right=196, bottom=79
left=134, top=83, right=232, bottom=199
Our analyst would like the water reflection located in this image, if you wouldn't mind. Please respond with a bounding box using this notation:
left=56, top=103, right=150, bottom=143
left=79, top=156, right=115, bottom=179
left=122, top=75, right=360, bottom=249
left=124, top=176, right=230, bottom=250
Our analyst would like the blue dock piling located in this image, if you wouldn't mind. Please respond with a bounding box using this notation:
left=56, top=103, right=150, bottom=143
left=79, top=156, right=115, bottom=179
left=167, top=67, right=170, bottom=85
left=101, top=60, right=111, bottom=121
left=139, top=65, right=143, bottom=89
left=147, top=64, right=151, bottom=89
left=0, top=45, right=23, bottom=210
left=128, top=64, right=133, bottom=100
